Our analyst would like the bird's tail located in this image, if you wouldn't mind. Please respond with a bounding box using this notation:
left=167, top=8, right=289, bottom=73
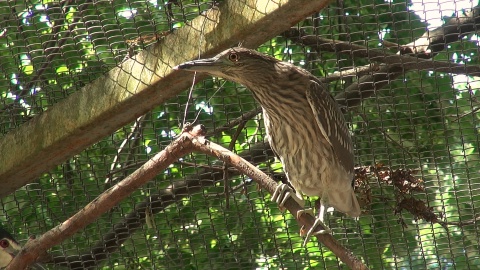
left=328, top=188, right=361, bottom=218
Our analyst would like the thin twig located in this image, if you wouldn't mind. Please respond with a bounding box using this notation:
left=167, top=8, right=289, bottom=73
left=105, top=115, right=147, bottom=187
left=320, top=63, right=380, bottom=84
left=223, top=120, right=247, bottom=208
left=438, top=215, right=480, bottom=227
left=175, top=160, right=237, bottom=172
left=452, top=107, right=480, bottom=122
left=182, top=72, right=198, bottom=127
left=358, top=113, right=415, bottom=160
left=207, top=181, right=252, bottom=198
left=206, top=107, right=262, bottom=137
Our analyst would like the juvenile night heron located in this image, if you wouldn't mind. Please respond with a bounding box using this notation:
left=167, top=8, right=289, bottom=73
left=0, top=228, right=45, bottom=269
left=174, top=47, right=360, bottom=245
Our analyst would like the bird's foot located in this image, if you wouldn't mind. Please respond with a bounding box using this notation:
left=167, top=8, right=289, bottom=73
left=297, top=208, right=331, bottom=247
left=271, top=183, right=304, bottom=211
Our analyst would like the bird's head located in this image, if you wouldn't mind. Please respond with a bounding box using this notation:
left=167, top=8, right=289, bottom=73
left=0, top=228, right=46, bottom=269
left=174, top=47, right=279, bottom=85
left=0, top=228, right=21, bottom=268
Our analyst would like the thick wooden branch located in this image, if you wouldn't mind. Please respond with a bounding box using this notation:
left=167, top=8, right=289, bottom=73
left=301, top=36, right=480, bottom=76
left=282, top=4, right=480, bottom=108
left=296, top=33, right=480, bottom=107
left=6, top=131, right=194, bottom=269
left=7, top=126, right=367, bottom=270
left=190, top=134, right=368, bottom=270
left=401, top=6, right=480, bottom=57
left=50, top=141, right=274, bottom=268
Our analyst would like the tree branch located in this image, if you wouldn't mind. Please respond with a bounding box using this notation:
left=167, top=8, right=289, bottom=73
left=7, top=131, right=195, bottom=269
left=51, top=140, right=274, bottom=268
left=8, top=126, right=366, bottom=270
left=301, top=36, right=480, bottom=76
left=282, top=5, right=480, bottom=108
left=401, top=6, right=480, bottom=57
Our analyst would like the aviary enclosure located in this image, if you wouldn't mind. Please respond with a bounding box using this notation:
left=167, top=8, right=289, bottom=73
left=0, top=0, right=479, bottom=269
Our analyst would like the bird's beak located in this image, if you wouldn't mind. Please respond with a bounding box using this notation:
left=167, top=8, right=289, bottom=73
left=173, top=56, right=227, bottom=73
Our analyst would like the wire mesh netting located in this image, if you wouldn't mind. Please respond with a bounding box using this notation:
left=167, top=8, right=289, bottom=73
left=0, top=0, right=479, bottom=269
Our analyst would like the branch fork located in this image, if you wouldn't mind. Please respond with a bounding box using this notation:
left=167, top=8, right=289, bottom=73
left=7, top=125, right=366, bottom=270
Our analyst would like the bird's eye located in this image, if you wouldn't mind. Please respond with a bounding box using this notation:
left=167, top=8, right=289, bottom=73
left=0, top=239, right=9, bottom=248
left=228, top=53, right=239, bottom=62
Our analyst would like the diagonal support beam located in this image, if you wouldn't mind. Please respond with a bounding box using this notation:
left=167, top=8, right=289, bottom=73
left=0, top=0, right=332, bottom=198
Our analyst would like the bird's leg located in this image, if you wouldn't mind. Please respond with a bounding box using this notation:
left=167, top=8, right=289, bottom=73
left=299, top=196, right=332, bottom=246
left=271, top=184, right=332, bottom=246
left=271, top=183, right=305, bottom=210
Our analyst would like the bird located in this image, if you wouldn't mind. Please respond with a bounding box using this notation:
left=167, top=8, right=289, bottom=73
left=0, top=227, right=45, bottom=269
left=174, top=47, right=361, bottom=246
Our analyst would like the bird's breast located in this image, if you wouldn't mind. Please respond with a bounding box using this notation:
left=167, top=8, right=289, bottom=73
left=263, top=109, right=352, bottom=197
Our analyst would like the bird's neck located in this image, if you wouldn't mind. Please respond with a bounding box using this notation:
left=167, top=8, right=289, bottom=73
left=242, top=67, right=310, bottom=117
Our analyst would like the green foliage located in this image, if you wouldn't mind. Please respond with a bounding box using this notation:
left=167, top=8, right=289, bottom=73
left=1, top=0, right=479, bottom=269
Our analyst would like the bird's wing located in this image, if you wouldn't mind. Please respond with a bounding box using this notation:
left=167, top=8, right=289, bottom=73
left=306, top=80, right=354, bottom=173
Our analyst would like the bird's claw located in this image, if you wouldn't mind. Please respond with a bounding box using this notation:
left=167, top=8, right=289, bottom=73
left=271, top=184, right=330, bottom=247
left=298, top=208, right=331, bottom=247
left=271, top=183, right=304, bottom=211
left=296, top=208, right=314, bottom=220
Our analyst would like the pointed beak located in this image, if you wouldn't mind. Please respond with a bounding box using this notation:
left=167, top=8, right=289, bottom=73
left=173, top=57, right=226, bottom=73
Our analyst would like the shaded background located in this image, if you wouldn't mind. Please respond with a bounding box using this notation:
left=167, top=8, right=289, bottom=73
left=0, top=0, right=479, bottom=269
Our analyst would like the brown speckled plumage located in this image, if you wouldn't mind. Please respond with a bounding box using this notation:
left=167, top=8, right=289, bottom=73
left=176, top=47, right=360, bottom=237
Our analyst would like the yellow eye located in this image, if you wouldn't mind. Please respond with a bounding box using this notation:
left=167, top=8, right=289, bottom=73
left=228, top=53, right=239, bottom=62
